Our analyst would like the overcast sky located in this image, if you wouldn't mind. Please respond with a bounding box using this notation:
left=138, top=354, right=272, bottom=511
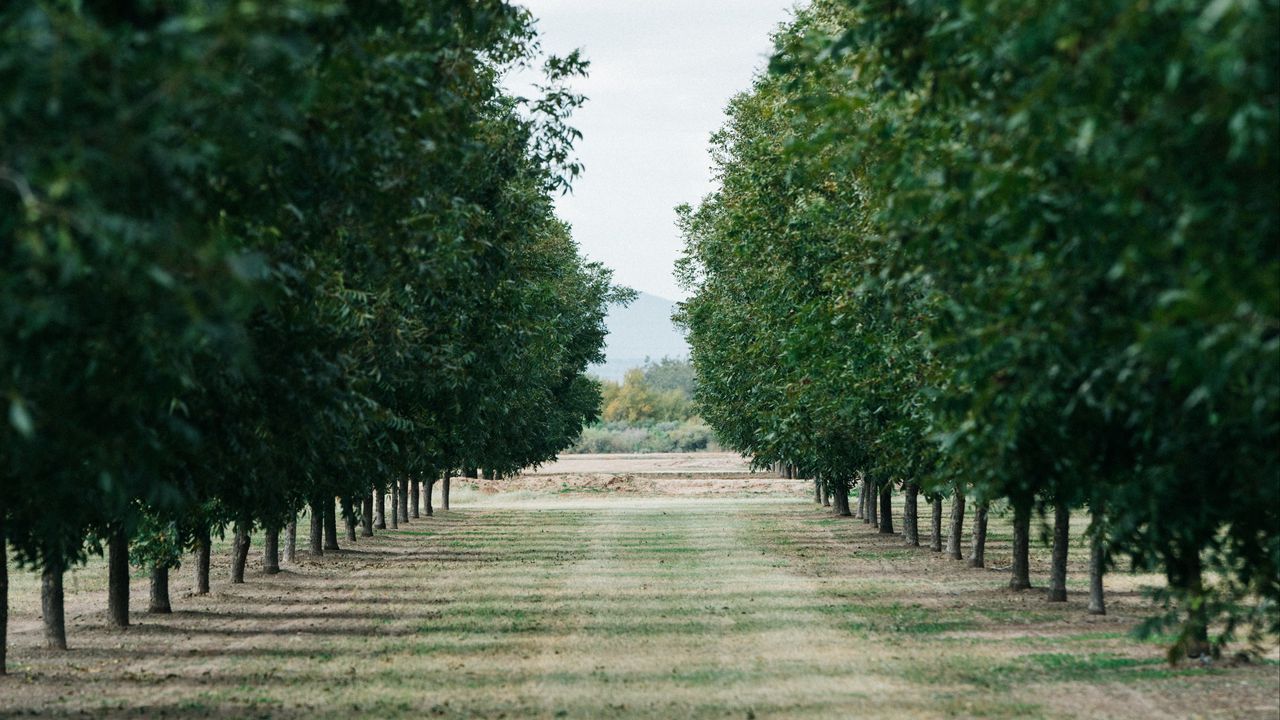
left=507, top=1, right=799, bottom=301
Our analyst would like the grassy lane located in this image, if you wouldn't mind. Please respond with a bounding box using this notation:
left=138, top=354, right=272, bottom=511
left=513, top=500, right=907, bottom=717
left=1, top=494, right=1276, bottom=718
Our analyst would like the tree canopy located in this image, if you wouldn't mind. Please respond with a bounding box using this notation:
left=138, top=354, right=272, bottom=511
left=0, top=0, right=627, bottom=671
left=677, top=0, right=1278, bottom=656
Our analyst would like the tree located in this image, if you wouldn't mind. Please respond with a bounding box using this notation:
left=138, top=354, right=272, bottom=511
left=678, top=0, right=1279, bottom=658
left=0, top=0, right=621, bottom=671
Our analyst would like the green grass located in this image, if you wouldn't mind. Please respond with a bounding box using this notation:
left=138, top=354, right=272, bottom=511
left=2, top=493, right=1275, bottom=719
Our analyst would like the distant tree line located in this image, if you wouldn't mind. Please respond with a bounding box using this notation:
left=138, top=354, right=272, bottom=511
left=677, top=0, right=1278, bottom=659
left=601, top=358, right=697, bottom=424
left=572, top=359, right=718, bottom=453
left=0, top=0, right=628, bottom=673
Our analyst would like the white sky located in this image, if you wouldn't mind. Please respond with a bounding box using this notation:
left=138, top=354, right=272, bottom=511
left=507, top=1, right=799, bottom=300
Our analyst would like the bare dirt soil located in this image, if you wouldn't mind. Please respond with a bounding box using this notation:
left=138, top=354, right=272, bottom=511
left=2, top=455, right=1276, bottom=719
left=525, top=452, right=761, bottom=477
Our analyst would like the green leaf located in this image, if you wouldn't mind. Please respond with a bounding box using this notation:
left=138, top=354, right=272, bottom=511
left=9, top=398, right=34, bottom=438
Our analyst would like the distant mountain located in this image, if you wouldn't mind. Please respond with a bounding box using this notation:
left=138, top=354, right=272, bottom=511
left=589, top=291, right=689, bottom=382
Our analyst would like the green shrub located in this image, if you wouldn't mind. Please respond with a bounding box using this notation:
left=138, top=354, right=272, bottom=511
left=568, top=419, right=720, bottom=454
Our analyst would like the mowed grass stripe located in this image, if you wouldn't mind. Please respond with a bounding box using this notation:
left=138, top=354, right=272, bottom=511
left=3, top=496, right=1277, bottom=719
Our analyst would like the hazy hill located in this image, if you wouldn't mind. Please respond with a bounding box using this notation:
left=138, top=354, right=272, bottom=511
left=590, top=291, right=689, bottom=381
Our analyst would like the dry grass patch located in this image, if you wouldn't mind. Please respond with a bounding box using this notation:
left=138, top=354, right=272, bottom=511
left=1, top=482, right=1276, bottom=719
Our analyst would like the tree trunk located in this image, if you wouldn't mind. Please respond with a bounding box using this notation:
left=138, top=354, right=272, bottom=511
left=284, top=520, right=297, bottom=563
left=866, top=476, right=878, bottom=526
left=814, top=478, right=822, bottom=505
left=0, top=516, right=7, bottom=674
left=108, top=526, right=129, bottom=628
left=903, top=483, right=919, bottom=546
left=424, top=478, right=435, bottom=516
left=398, top=479, right=409, bottom=524
left=375, top=486, right=387, bottom=529
left=1047, top=502, right=1070, bottom=602
left=930, top=496, right=943, bottom=552
left=832, top=479, right=851, bottom=517
left=343, top=497, right=357, bottom=542
left=442, top=475, right=451, bottom=511
left=361, top=494, right=374, bottom=537
left=410, top=479, right=420, bottom=519
left=878, top=481, right=894, bottom=535
left=264, top=527, right=280, bottom=575
left=323, top=497, right=340, bottom=552
left=149, top=566, right=171, bottom=614
left=231, top=524, right=250, bottom=584
left=947, top=492, right=965, bottom=560
left=195, top=526, right=211, bottom=594
left=390, top=486, right=399, bottom=529
left=821, top=483, right=831, bottom=507
left=308, top=501, right=323, bottom=555
left=1174, top=547, right=1210, bottom=658
left=1088, top=503, right=1106, bottom=616
left=969, top=502, right=989, bottom=568
left=42, top=562, right=67, bottom=649
left=1010, top=500, right=1032, bottom=590
left=855, top=478, right=866, bottom=518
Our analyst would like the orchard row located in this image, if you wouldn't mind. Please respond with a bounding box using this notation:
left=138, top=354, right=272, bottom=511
left=679, top=0, right=1278, bottom=659
left=0, top=1, right=625, bottom=674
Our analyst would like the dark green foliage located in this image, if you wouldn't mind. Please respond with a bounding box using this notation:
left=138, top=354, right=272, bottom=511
left=678, top=0, right=1279, bottom=655
left=0, top=0, right=623, bottom=669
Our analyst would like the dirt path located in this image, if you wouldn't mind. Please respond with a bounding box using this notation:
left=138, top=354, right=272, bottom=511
left=524, top=452, right=759, bottom=476
left=2, top=490, right=1277, bottom=718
